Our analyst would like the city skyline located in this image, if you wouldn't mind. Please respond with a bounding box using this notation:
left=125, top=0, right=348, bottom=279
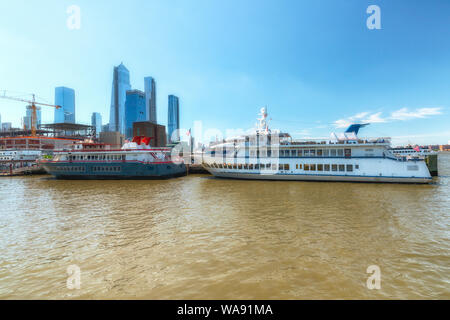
left=0, top=1, right=449, bottom=146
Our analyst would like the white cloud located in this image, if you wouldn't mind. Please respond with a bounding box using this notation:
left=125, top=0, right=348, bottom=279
left=390, top=107, right=442, bottom=121
left=333, top=107, right=443, bottom=128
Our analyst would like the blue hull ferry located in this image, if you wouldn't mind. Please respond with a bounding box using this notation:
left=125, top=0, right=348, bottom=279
left=40, top=139, right=186, bottom=180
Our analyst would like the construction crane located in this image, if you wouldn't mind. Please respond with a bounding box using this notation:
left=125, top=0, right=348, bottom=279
left=0, top=93, right=61, bottom=137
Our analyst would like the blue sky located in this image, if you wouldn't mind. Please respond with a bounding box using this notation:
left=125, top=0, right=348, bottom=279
left=0, top=0, right=449, bottom=146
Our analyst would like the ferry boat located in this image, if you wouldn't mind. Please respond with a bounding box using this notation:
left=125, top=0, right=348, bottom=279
left=390, top=146, right=436, bottom=158
left=39, top=137, right=186, bottom=179
left=0, top=150, right=42, bottom=161
left=201, top=108, right=432, bottom=184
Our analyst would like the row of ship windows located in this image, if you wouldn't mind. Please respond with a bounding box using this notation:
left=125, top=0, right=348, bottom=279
left=204, top=163, right=359, bottom=172
left=92, top=166, right=122, bottom=172
left=55, top=166, right=85, bottom=172
left=68, top=154, right=124, bottom=161
left=248, top=148, right=350, bottom=157
left=56, top=166, right=122, bottom=172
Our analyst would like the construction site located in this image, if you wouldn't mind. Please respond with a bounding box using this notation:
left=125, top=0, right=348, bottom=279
left=0, top=92, right=95, bottom=176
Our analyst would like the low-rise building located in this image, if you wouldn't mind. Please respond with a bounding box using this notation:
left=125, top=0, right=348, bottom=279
left=132, top=121, right=166, bottom=147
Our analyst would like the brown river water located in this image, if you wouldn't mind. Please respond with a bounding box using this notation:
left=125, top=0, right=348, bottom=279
left=0, top=153, right=449, bottom=299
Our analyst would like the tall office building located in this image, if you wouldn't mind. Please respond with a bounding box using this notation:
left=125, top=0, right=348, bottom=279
left=144, top=77, right=156, bottom=124
left=91, top=112, right=102, bottom=138
left=125, top=90, right=146, bottom=139
left=24, top=105, right=41, bottom=130
left=54, top=87, right=75, bottom=123
left=168, top=95, right=180, bottom=143
left=2, top=122, right=12, bottom=131
left=109, top=63, right=131, bottom=134
left=102, top=123, right=110, bottom=133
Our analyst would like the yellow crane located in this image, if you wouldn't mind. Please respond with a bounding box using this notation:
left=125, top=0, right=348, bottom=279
left=0, top=93, right=61, bottom=137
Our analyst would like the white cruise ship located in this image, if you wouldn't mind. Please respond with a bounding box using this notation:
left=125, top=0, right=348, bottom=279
left=201, top=108, right=432, bottom=184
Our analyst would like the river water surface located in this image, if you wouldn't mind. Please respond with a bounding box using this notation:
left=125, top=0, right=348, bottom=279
left=0, top=153, right=449, bottom=299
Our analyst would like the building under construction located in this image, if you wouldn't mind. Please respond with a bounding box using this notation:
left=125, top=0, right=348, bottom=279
left=0, top=123, right=95, bottom=151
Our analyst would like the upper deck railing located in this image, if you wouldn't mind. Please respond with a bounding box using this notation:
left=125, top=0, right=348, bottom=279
left=283, top=137, right=391, bottom=146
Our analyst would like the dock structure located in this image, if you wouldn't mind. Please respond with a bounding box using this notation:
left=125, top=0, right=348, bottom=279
left=0, top=163, right=46, bottom=176
left=425, top=154, right=438, bottom=176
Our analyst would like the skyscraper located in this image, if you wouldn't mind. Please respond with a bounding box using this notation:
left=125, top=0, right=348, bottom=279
left=54, top=87, right=75, bottom=123
left=2, top=122, right=11, bottom=131
left=144, top=77, right=156, bottom=124
left=168, top=95, right=180, bottom=143
left=24, top=105, right=41, bottom=130
left=125, top=90, right=146, bottom=139
left=91, top=112, right=102, bottom=138
left=109, top=63, right=131, bottom=134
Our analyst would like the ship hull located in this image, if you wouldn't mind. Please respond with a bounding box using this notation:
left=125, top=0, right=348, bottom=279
left=41, top=161, right=186, bottom=180
left=207, top=171, right=432, bottom=184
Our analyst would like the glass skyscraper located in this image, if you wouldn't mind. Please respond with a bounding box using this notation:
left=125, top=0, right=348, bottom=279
left=109, top=63, right=131, bottom=134
left=125, top=90, right=146, bottom=139
left=168, top=95, right=180, bottom=143
left=91, top=112, right=102, bottom=138
left=24, top=105, right=41, bottom=130
left=54, top=87, right=75, bottom=124
left=144, top=76, right=156, bottom=124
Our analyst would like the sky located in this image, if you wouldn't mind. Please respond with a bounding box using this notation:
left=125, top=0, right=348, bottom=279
left=0, top=0, right=449, bottom=146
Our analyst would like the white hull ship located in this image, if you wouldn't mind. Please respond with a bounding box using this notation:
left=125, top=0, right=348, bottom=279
left=201, top=108, right=432, bottom=184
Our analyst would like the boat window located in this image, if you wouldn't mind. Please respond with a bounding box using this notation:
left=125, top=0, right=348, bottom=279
left=299, top=164, right=302, bottom=169
left=304, top=164, right=310, bottom=171
left=324, top=164, right=330, bottom=171
left=280, top=150, right=285, bottom=157
left=346, top=164, right=353, bottom=172
left=296, top=164, right=298, bottom=169
left=272, top=163, right=277, bottom=170
left=255, top=164, right=260, bottom=169
left=284, top=164, right=289, bottom=170
left=249, top=164, right=254, bottom=170
left=317, top=150, right=322, bottom=157
left=330, top=149, right=337, bottom=157
left=310, top=164, right=316, bottom=171
left=344, top=149, right=351, bottom=158
left=298, top=149, right=303, bottom=157
left=291, top=150, right=297, bottom=157
left=323, top=149, right=329, bottom=157
left=318, top=164, right=323, bottom=171
left=304, top=150, right=310, bottom=156
left=310, top=149, right=316, bottom=156
left=337, top=149, right=344, bottom=157
left=332, top=164, right=338, bottom=171
left=339, top=164, right=345, bottom=172
left=238, top=164, right=242, bottom=169
left=355, top=165, right=359, bottom=169
left=279, top=164, right=283, bottom=170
